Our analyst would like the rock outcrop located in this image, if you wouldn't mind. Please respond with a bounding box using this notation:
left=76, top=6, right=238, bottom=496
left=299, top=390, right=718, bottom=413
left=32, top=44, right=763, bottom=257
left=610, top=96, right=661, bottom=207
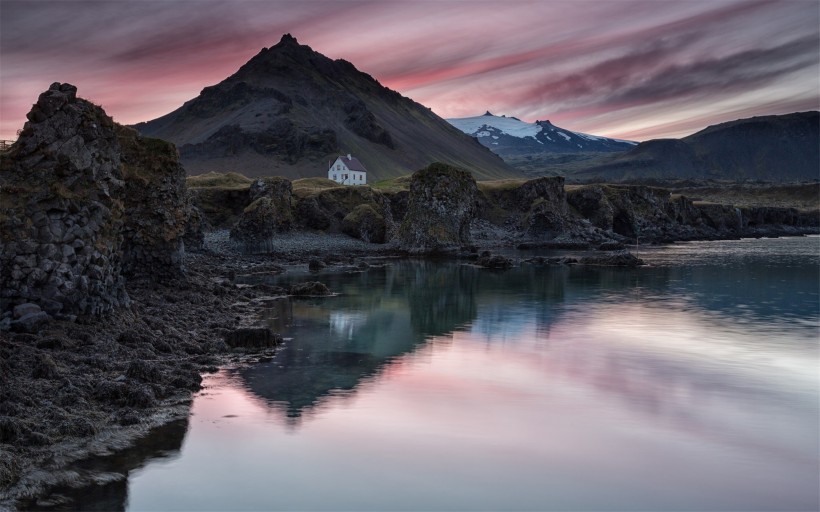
left=1, top=83, right=192, bottom=321
left=0, top=83, right=129, bottom=319
left=294, top=185, right=392, bottom=240
left=118, top=126, right=187, bottom=279
left=395, top=163, right=478, bottom=253
left=230, top=177, right=293, bottom=251
left=342, top=204, right=387, bottom=243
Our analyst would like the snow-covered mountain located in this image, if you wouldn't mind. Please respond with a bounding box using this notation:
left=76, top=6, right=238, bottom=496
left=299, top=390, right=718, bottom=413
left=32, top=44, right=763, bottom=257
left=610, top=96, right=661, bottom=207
left=447, top=112, right=637, bottom=157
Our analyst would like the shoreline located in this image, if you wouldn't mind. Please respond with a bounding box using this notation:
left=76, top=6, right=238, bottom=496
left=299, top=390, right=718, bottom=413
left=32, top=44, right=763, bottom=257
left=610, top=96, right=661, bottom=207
left=1, top=229, right=819, bottom=509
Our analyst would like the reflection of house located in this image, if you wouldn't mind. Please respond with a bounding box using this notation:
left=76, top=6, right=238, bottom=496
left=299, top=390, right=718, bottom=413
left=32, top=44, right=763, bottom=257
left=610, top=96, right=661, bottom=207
left=328, top=154, right=367, bottom=185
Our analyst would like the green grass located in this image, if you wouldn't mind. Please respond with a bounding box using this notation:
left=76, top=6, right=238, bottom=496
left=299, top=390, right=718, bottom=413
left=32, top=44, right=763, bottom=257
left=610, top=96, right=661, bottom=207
left=371, top=175, right=412, bottom=193
left=187, top=171, right=253, bottom=190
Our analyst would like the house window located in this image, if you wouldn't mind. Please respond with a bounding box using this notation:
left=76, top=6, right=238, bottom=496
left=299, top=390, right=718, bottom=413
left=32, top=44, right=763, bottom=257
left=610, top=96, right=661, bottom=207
left=333, top=174, right=337, bottom=180
left=336, top=164, right=341, bottom=170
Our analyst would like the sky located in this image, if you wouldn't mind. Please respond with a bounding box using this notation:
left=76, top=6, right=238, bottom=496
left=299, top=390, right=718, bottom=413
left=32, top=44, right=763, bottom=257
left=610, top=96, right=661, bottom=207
left=1, top=0, right=818, bottom=142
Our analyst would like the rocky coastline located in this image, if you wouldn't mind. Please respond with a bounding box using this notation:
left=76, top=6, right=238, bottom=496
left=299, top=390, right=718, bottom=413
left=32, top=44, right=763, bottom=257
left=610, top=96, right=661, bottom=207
left=1, top=84, right=818, bottom=509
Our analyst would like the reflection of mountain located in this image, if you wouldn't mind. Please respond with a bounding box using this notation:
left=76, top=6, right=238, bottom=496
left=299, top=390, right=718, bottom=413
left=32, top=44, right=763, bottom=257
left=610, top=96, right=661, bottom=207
left=235, top=241, right=818, bottom=425
left=236, top=262, right=481, bottom=421
left=26, top=419, right=188, bottom=511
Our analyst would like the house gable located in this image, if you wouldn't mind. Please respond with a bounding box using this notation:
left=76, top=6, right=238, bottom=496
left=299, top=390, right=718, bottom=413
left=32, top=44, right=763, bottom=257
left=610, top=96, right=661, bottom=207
left=328, top=154, right=367, bottom=185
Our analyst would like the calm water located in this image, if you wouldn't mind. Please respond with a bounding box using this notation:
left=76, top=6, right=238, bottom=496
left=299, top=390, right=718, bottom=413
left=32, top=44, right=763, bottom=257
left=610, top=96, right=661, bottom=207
left=75, top=238, right=820, bottom=510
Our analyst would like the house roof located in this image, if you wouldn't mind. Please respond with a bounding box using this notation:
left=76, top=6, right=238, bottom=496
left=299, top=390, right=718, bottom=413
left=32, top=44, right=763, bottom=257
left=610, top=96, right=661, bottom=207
left=330, top=155, right=367, bottom=172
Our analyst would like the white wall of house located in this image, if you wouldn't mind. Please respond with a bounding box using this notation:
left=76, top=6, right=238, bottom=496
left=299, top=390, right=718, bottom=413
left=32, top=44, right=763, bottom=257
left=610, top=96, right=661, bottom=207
left=328, top=157, right=367, bottom=185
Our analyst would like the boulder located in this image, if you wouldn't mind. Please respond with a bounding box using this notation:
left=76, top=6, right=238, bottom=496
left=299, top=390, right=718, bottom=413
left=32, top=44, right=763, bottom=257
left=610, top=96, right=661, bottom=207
left=289, top=281, right=331, bottom=296
left=395, top=163, right=478, bottom=253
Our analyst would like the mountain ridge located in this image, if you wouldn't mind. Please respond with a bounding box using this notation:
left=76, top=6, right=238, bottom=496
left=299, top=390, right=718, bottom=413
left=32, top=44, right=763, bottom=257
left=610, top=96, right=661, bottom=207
left=567, top=111, right=820, bottom=182
left=133, top=34, right=520, bottom=181
left=447, top=112, right=637, bottom=157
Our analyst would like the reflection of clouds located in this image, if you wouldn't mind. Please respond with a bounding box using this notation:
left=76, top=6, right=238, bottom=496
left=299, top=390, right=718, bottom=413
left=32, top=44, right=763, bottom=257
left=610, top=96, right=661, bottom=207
left=459, top=298, right=819, bottom=465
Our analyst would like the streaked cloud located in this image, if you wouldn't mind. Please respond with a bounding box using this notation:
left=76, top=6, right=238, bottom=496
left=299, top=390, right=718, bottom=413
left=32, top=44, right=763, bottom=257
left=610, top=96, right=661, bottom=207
left=1, top=0, right=817, bottom=141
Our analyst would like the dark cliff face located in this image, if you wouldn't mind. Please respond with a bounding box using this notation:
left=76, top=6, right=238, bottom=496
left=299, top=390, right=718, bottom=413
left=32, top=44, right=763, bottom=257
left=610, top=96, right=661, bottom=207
left=0, top=83, right=190, bottom=321
left=133, top=34, right=519, bottom=181
left=568, top=111, right=820, bottom=183
left=395, top=163, right=479, bottom=253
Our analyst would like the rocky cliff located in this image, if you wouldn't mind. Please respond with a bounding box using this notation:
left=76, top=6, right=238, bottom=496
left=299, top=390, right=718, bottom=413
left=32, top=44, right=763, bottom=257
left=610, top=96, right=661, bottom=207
left=0, top=83, right=191, bottom=323
left=395, top=163, right=479, bottom=253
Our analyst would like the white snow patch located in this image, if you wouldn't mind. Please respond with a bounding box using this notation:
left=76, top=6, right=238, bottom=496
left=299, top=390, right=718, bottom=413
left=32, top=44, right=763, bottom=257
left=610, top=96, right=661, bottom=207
left=447, top=114, right=540, bottom=139
left=491, top=135, right=499, bottom=139
left=557, top=131, right=571, bottom=141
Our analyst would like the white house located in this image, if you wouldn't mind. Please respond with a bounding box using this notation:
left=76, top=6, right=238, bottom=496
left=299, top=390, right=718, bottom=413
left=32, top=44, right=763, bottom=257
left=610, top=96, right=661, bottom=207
left=328, top=154, right=367, bottom=185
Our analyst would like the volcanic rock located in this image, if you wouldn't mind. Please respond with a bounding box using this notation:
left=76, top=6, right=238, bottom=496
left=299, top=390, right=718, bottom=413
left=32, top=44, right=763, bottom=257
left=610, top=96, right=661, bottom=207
left=395, top=163, right=479, bottom=254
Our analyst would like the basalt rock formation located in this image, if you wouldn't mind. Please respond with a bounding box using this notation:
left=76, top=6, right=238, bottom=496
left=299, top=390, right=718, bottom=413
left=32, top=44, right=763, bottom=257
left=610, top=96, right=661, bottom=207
left=1, top=83, right=191, bottom=321
left=293, top=185, right=393, bottom=241
left=230, top=177, right=294, bottom=251
left=0, top=83, right=129, bottom=319
left=118, top=126, right=188, bottom=278
left=395, top=163, right=479, bottom=253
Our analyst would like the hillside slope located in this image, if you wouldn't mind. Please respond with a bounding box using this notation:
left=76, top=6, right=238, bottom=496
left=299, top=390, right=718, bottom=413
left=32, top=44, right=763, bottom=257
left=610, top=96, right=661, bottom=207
left=567, top=112, right=819, bottom=182
left=134, top=35, right=519, bottom=181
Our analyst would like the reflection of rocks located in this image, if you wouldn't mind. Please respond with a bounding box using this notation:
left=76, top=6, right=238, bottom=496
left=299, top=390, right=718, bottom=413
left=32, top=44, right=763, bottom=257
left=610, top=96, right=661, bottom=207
left=18, top=418, right=189, bottom=511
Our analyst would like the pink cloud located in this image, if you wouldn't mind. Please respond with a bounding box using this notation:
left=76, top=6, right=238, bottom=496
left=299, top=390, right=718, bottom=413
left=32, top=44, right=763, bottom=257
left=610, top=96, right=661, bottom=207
left=1, top=0, right=817, bottom=142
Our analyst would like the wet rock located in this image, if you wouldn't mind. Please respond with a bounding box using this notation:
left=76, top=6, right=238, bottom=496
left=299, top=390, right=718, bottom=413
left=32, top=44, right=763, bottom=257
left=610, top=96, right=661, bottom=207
left=308, top=258, right=326, bottom=272
left=224, top=327, right=282, bottom=348
left=476, top=254, right=514, bottom=269
left=395, top=163, right=478, bottom=254
left=289, top=281, right=331, bottom=296
left=579, top=250, right=644, bottom=267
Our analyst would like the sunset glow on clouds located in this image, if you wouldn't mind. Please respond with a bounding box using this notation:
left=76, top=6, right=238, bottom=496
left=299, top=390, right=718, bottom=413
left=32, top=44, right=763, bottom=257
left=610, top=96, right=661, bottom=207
left=1, top=0, right=817, bottom=141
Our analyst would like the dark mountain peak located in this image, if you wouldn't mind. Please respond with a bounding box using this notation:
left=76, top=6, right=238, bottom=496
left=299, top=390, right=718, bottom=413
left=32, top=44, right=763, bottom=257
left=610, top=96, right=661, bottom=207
left=278, top=33, right=299, bottom=46
left=483, top=111, right=494, bottom=116
left=536, top=120, right=554, bottom=128
left=133, top=38, right=518, bottom=180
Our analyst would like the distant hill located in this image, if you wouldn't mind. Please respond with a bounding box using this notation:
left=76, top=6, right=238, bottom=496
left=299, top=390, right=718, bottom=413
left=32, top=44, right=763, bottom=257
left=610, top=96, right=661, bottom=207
left=567, top=112, right=819, bottom=183
left=134, top=35, right=520, bottom=181
left=447, top=112, right=636, bottom=157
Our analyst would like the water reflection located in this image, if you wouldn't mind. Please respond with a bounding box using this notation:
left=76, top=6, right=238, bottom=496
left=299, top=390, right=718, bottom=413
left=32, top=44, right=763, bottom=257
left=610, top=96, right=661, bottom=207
left=119, top=238, right=817, bottom=511
left=23, top=419, right=189, bottom=511
left=235, top=243, right=818, bottom=432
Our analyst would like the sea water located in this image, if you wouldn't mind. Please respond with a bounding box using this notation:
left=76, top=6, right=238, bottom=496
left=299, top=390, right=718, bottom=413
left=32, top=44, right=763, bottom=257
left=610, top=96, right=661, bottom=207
left=59, top=237, right=820, bottom=511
